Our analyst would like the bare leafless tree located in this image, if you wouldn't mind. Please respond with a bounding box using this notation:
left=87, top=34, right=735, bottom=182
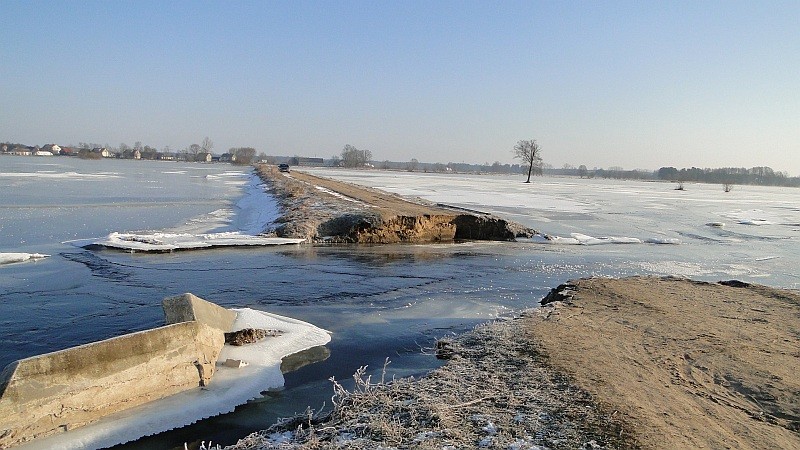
left=513, top=139, right=543, bottom=183
left=201, top=137, right=214, bottom=154
left=341, top=144, right=372, bottom=168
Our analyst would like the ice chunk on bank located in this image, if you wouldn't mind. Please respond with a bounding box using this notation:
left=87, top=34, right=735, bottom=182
left=0, top=253, right=49, bottom=265
left=16, top=308, right=331, bottom=450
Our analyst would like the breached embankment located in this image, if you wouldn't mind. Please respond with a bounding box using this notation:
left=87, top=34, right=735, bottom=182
left=255, top=165, right=535, bottom=243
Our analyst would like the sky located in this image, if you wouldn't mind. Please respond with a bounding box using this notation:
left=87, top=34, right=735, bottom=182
left=1, top=1, right=798, bottom=173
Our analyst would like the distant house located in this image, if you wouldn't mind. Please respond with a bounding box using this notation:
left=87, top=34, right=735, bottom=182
left=219, top=153, right=234, bottom=163
left=93, top=147, right=112, bottom=158
left=34, top=150, right=53, bottom=156
left=158, top=153, right=175, bottom=161
left=60, top=147, right=77, bottom=156
left=133, top=149, right=141, bottom=160
left=42, top=144, right=61, bottom=155
left=289, top=157, right=325, bottom=167
left=195, top=152, right=212, bottom=163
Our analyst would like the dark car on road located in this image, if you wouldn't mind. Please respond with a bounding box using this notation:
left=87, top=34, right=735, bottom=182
left=278, top=163, right=290, bottom=173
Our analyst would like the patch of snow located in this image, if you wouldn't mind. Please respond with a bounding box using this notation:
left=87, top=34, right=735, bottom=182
left=231, top=175, right=282, bottom=234
left=17, top=308, right=331, bottom=450
left=315, top=186, right=373, bottom=207
left=266, top=431, right=295, bottom=444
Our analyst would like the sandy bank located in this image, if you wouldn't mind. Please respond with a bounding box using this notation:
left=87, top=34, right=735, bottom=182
left=255, top=165, right=535, bottom=243
left=228, top=276, right=800, bottom=449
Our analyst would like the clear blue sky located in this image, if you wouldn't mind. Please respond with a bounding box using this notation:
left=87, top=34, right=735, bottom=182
left=2, top=1, right=798, bottom=173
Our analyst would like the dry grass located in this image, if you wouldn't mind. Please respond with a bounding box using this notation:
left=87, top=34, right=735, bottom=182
left=226, top=316, right=636, bottom=450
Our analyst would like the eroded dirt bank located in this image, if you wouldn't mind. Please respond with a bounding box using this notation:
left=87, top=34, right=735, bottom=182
left=255, top=165, right=534, bottom=243
left=228, top=276, right=800, bottom=449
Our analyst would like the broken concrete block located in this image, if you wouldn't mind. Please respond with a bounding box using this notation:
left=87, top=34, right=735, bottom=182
left=163, top=293, right=237, bottom=332
left=0, top=321, right=224, bottom=448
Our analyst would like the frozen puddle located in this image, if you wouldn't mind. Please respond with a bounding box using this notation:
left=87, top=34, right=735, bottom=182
left=86, top=232, right=304, bottom=252
left=17, top=308, right=331, bottom=450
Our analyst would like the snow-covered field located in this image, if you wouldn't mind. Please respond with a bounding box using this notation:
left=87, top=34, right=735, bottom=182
left=303, top=167, right=800, bottom=286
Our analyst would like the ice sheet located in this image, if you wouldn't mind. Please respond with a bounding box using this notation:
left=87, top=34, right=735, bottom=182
left=520, top=233, right=650, bottom=245
left=17, top=308, right=331, bottom=450
left=83, top=172, right=290, bottom=251
left=0, top=171, right=120, bottom=180
left=0, top=252, right=49, bottom=265
left=90, top=232, right=303, bottom=252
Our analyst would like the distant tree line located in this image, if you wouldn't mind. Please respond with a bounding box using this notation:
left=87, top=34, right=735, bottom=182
left=656, top=166, right=799, bottom=187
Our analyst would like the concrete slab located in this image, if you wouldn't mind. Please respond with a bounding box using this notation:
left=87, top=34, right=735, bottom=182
left=162, top=293, right=237, bottom=332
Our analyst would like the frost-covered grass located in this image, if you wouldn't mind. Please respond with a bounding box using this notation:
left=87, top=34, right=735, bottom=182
left=225, top=315, right=636, bottom=450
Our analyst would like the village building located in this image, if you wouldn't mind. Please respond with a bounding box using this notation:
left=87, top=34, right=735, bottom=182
left=92, top=147, right=112, bottom=158
left=42, top=144, right=61, bottom=154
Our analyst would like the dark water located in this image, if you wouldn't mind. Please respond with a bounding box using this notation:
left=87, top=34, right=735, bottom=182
left=2, top=238, right=625, bottom=449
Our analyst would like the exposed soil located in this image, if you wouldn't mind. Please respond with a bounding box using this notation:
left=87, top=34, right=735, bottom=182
left=224, top=329, right=283, bottom=346
left=227, top=276, right=800, bottom=450
left=533, top=276, right=800, bottom=449
left=255, top=165, right=535, bottom=243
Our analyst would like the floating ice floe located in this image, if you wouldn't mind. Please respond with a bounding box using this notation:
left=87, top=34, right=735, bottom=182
left=523, top=233, right=641, bottom=245
left=644, top=237, right=681, bottom=245
left=522, top=233, right=679, bottom=246
left=0, top=253, right=49, bottom=265
left=17, top=308, right=331, bottom=450
left=88, top=232, right=304, bottom=252
left=738, top=219, right=773, bottom=226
